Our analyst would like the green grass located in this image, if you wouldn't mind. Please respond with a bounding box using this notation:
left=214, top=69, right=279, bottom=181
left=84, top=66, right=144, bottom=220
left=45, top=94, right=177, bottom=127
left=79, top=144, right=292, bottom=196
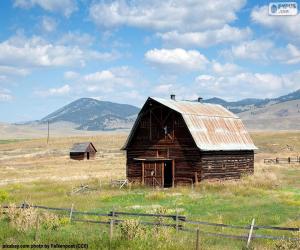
left=0, top=139, right=29, bottom=144
left=0, top=132, right=300, bottom=249
left=1, top=166, right=299, bottom=250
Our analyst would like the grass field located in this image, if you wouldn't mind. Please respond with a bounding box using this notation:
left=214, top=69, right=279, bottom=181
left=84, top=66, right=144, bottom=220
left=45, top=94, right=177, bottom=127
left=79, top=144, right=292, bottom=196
left=0, top=132, right=299, bottom=249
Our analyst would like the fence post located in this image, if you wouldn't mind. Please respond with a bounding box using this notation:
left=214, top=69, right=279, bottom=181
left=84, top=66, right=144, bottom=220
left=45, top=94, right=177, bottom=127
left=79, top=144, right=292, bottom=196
left=247, top=218, right=255, bottom=248
left=109, top=219, right=114, bottom=242
left=195, top=228, right=200, bottom=250
left=69, top=204, right=74, bottom=223
left=109, top=208, right=115, bottom=243
left=175, top=210, right=179, bottom=232
left=34, top=214, right=40, bottom=241
left=276, top=158, right=279, bottom=164
left=288, top=157, right=291, bottom=164
left=109, top=218, right=114, bottom=250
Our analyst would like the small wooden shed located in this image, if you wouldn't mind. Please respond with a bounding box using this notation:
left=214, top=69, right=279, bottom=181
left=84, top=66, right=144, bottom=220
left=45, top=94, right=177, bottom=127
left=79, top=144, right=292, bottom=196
left=70, top=142, right=97, bottom=160
left=122, top=96, right=257, bottom=187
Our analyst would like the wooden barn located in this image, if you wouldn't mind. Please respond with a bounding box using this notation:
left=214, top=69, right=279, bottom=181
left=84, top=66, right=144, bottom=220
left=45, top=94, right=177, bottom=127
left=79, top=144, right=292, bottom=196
left=70, top=142, right=97, bottom=160
left=122, top=96, right=257, bottom=187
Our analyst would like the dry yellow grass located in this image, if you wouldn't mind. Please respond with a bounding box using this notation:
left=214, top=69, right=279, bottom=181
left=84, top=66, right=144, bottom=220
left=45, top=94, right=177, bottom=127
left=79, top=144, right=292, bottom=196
left=0, top=131, right=299, bottom=187
left=0, top=131, right=299, bottom=250
left=0, top=134, right=127, bottom=185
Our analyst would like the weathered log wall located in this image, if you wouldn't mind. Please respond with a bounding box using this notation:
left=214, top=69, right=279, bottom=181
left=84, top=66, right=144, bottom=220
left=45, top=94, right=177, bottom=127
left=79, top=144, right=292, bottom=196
left=70, top=152, right=85, bottom=160
left=70, top=151, right=96, bottom=160
left=201, top=151, right=254, bottom=180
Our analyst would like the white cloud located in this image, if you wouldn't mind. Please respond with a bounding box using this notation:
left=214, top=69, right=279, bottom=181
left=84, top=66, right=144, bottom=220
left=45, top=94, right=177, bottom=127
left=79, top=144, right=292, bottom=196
left=273, top=44, right=300, bottom=64
left=153, top=84, right=173, bottom=94
left=0, top=34, right=119, bottom=69
left=222, top=39, right=274, bottom=61
left=58, top=31, right=95, bottom=47
left=35, top=67, right=140, bottom=98
left=35, top=84, right=71, bottom=97
left=211, top=62, right=242, bottom=76
left=196, top=74, right=215, bottom=81
left=0, top=66, right=30, bottom=76
left=251, top=5, right=300, bottom=42
left=41, top=16, right=57, bottom=32
left=64, top=71, right=79, bottom=80
left=89, top=0, right=246, bottom=32
left=83, top=67, right=134, bottom=92
left=84, top=70, right=115, bottom=82
left=14, top=0, right=78, bottom=17
left=0, top=88, right=12, bottom=101
left=158, top=25, right=251, bottom=48
left=222, top=40, right=300, bottom=64
left=195, top=71, right=300, bottom=99
left=145, top=48, right=209, bottom=71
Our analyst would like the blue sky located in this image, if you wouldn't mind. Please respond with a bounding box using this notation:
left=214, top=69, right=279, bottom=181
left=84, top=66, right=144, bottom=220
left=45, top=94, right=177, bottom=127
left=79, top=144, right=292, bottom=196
left=0, top=0, right=299, bottom=122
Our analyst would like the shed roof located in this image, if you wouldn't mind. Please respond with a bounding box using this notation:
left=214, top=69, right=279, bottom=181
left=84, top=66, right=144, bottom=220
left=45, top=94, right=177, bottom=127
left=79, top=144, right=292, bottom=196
left=70, top=142, right=97, bottom=153
left=123, top=97, right=257, bottom=151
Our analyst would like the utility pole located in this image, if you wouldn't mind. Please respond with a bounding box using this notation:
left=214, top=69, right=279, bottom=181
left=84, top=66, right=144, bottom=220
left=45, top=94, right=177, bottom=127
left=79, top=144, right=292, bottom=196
left=47, top=120, right=49, bottom=144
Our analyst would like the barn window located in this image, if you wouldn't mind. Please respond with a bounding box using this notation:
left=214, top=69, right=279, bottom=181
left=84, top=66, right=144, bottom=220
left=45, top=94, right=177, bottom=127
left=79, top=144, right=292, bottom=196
left=163, top=126, right=168, bottom=135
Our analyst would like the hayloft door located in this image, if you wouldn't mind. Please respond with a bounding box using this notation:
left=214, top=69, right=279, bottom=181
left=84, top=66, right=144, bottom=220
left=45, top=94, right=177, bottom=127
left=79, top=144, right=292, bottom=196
left=143, top=162, right=163, bottom=187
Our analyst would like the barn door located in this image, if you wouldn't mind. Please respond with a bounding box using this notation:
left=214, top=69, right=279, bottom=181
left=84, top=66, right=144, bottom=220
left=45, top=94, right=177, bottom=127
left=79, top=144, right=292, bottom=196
left=143, top=162, right=163, bottom=187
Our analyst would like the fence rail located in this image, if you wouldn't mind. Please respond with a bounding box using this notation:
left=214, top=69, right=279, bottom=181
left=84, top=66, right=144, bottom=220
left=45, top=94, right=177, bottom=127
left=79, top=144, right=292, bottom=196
left=264, top=156, right=300, bottom=164
left=1, top=203, right=299, bottom=249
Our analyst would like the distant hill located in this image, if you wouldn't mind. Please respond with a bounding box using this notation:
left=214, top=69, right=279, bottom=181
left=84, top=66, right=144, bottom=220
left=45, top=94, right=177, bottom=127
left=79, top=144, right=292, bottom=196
left=33, top=89, right=300, bottom=131
left=40, top=98, right=140, bottom=131
left=204, top=89, right=300, bottom=113
left=239, top=99, right=300, bottom=130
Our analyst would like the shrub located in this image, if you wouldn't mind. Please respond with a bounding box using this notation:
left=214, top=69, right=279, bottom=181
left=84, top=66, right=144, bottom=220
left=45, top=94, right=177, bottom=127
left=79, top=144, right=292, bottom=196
left=275, top=238, right=300, bottom=250
left=6, top=204, right=37, bottom=232
left=40, top=211, right=60, bottom=230
left=0, top=190, right=9, bottom=203
left=4, top=204, right=65, bottom=232
left=119, top=219, right=145, bottom=240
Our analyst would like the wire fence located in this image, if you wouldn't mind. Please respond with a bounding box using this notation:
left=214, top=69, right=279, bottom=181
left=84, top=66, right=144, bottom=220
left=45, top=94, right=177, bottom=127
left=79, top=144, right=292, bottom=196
left=1, top=203, right=299, bottom=249
left=264, top=156, right=300, bottom=164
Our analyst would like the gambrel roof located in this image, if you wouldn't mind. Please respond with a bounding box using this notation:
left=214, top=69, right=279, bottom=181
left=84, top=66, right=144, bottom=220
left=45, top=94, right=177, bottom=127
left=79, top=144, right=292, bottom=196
left=123, top=97, right=257, bottom=151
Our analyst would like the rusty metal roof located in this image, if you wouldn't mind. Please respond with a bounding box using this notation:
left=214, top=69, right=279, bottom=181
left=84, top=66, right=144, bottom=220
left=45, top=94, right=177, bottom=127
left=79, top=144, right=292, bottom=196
left=70, top=142, right=97, bottom=153
left=123, top=97, right=257, bottom=151
left=151, top=97, right=238, bottom=118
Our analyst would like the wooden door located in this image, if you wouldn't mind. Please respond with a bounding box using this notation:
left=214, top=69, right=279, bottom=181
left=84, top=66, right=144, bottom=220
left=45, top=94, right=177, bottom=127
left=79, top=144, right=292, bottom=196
left=143, top=162, right=163, bottom=187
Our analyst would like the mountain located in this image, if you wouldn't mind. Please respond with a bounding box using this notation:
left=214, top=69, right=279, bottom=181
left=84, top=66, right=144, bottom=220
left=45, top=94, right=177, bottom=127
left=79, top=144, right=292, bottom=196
left=40, top=98, right=140, bottom=131
left=37, top=89, right=299, bottom=132
left=239, top=99, right=300, bottom=130
left=204, top=89, right=300, bottom=113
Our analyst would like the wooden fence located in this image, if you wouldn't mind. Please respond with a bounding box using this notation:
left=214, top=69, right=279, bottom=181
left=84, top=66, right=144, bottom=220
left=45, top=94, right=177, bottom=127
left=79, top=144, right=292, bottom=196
left=264, top=156, right=300, bottom=164
left=1, top=203, right=299, bottom=249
